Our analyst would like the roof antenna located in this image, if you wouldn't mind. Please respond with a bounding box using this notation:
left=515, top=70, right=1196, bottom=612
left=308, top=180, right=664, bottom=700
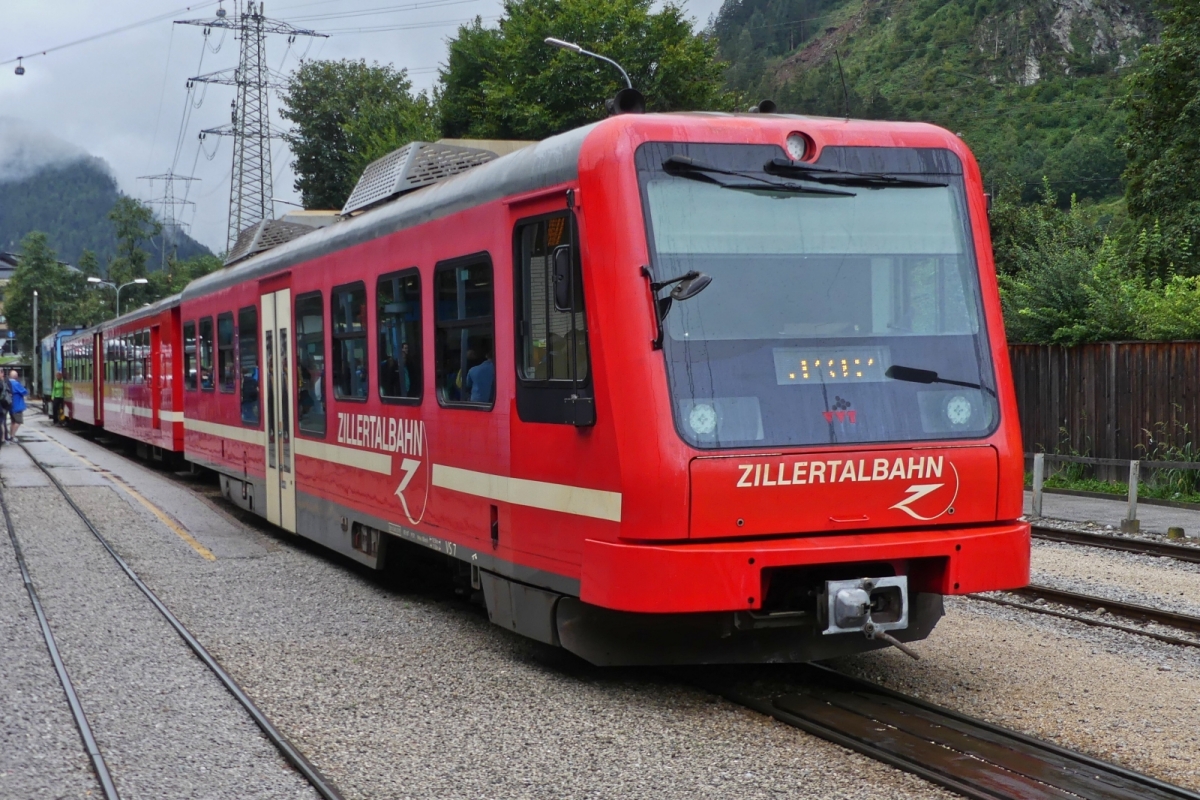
left=835, top=50, right=851, bottom=119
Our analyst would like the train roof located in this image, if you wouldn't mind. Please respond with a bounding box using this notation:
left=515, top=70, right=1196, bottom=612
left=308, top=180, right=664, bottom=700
left=62, top=292, right=182, bottom=342
left=182, top=120, right=599, bottom=301
left=180, top=111, right=971, bottom=302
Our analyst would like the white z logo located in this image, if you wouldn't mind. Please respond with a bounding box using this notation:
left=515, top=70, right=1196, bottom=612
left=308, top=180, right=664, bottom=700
left=890, top=484, right=944, bottom=519
left=395, top=458, right=421, bottom=494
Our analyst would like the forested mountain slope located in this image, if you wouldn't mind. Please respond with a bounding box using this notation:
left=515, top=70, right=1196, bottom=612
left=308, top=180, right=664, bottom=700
left=712, top=0, right=1157, bottom=203
left=0, top=157, right=211, bottom=267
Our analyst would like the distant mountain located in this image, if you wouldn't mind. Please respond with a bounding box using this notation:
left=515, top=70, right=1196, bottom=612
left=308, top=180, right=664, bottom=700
left=712, top=0, right=1158, bottom=205
left=0, top=154, right=211, bottom=268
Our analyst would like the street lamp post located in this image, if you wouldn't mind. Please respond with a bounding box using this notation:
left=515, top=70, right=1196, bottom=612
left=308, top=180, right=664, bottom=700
left=88, top=277, right=149, bottom=317
left=544, top=37, right=633, bottom=88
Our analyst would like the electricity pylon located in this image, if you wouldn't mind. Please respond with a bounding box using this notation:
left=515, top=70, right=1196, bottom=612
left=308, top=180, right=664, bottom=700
left=177, top=2, right=325, bottom=250
left=137, top=172, right=199, bottom=269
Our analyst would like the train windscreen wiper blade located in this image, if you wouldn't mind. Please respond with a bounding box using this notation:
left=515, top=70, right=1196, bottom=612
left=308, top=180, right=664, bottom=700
left=886, top=365, right=996, bottom=396
left=662, top=155, right=855, bottom=197
left=765, top=158, right=948, bottom=188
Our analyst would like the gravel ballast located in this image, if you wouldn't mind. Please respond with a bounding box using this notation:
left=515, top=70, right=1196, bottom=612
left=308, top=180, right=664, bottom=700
left=17, top=420, right=961, bottom=800
left=0, top=441, right=317, bottom=799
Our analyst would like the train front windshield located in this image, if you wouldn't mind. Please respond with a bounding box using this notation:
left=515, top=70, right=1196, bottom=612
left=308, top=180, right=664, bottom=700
left=636, top=142, right=999, bottom=449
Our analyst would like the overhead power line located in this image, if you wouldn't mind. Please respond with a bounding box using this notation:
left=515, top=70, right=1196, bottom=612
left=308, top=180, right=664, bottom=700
left=1, top=2, right=220, bottom=66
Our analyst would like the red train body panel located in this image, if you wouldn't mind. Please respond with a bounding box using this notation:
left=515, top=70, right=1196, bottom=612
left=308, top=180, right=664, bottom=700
left=62, top=296, right=185, bottom=454
left=63, top=113, right=1031, bottom=664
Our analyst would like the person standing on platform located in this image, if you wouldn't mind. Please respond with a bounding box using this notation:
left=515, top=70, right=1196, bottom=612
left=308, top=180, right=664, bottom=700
left=51, top=372, right=65, bottom=425
left=0, top=371, right=12, bottom=444
left=8, top=370, right=28, bottom=440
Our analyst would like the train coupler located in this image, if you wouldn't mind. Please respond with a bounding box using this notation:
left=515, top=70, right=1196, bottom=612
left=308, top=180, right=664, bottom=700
left=820, top=576, right=919, bottom=660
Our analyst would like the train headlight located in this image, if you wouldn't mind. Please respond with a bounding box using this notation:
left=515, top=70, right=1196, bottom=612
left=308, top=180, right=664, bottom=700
left=689, top=403, right=717, bottom=436
left=946, top=395, right=972, bottom=426
left=786, top=132, right=810, bottom=161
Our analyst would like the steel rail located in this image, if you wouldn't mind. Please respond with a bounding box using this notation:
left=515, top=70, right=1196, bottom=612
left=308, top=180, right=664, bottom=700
left=1032, top=525, right=1200, bottom=563
left=712, top=664, right=1200, bottom=800
left=16, top=440, right=345, bottom=800
left=0, top=487, right=121, bottom=799
left=972, top=584, right=1200, bottom=648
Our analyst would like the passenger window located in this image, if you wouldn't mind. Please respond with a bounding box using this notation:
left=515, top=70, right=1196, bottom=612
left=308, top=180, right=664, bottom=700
left=435, top=257, right=494, bottom=408
left=133, top=332, right=144, bottom=383
left=238, top=306, right=260, bottom=425
left=183, top=321, right=197, bottom=390
left=513, top=214, right=594, bottom=425
left=294, top=292, right=326, bottom=436
left=331, top=282, right=368, bottom=400
left=217, top=312, right=235, bottom=393
left=199, top=317, right=214, bottom=390
left=377, top=270, right=421, bottom=402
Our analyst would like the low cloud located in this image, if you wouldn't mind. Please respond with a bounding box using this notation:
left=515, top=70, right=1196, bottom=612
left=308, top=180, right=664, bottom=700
left=0, top=117, right=99, bottom=183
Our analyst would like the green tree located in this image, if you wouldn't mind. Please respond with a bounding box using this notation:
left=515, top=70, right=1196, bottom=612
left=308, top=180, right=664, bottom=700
left=1122, top=0, right=1200, bottom=274
left=992, top=181, right=1109, bottom=343
left=439, top=0, right=734, bottom=140
left=6, top=232, right=88, bottom=355
left=106, top=197, right=162, bottom=314
left=280, top=60, right=437, bottom=210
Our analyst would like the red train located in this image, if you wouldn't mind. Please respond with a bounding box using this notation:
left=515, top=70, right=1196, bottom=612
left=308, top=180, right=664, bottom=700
left=61, top=113, right=1030, bottom=664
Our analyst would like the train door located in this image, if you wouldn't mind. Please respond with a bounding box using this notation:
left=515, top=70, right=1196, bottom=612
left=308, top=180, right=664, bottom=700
left=150, top=325, right=161, bottom=430
left=261, top=289, right=297, bottom=532
left=93, top=332, right=104, bottom=426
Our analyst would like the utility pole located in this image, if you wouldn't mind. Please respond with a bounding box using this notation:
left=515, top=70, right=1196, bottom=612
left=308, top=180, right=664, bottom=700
left=176, top=2, right=325, bottom=251
left=137, top=172, right=199, bottom=270
left=31, top=290, right=37, bottom=396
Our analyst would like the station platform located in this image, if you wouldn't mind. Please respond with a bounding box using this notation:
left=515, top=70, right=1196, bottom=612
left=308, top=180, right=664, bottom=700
left=1024, top=489, right=1200, bottom=536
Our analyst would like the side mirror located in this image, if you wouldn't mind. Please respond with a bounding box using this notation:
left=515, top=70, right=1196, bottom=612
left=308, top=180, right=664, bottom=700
left=552, top=245, right=573, bottom=312
left=670, top=272, right=712, bottom=301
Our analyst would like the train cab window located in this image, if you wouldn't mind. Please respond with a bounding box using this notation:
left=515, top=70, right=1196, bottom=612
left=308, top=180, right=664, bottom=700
left=238, top=306, right=260, bottom=425
left=434, top=256, right=494, bottom=408
left=331, top=282, right=368, bottom=401
left=514, top=213, right=593, bottom=425
left=295, top=292, right=326, bottom=436
left=184, top=321, right=197, bottom=390
left=217, top=313, right=235, bottom=393
left=199, top=317, right=214, bottom=390
left=377, top=270, right=421, bottom=402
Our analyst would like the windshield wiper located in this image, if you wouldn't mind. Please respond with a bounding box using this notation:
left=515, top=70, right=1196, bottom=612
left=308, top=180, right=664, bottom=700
left=886, top=365, right=996, bottom=396
left=765, top=158, right=948, bottom=188
left=663, top=155, right=855, bottom=197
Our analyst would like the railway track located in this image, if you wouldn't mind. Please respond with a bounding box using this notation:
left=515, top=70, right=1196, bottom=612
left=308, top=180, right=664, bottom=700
left=1032, top=524, right=1200, bottom=563
left=715, top=664, right=1200, bottom=800
left=30, top=420, right=1200, bottom=800
left=975, top=584, right=1200, bottom=649
left=2, top=437, right=344, bottom=800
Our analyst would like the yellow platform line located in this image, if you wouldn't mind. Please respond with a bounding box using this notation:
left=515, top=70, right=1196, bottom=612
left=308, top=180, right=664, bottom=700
left=41, top=438, right=216, bottom=562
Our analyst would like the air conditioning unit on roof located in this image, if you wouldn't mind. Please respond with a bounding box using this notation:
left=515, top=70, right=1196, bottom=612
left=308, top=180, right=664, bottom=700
left=340, top=141, right=497, bottom=217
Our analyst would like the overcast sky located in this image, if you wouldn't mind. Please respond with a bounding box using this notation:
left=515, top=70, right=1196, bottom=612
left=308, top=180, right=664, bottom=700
left=1, top=0, right=725, bottom=255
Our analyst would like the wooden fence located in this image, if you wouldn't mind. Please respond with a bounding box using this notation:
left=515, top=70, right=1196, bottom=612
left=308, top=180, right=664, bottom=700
left=1009, top=342, right=1200, bottom=468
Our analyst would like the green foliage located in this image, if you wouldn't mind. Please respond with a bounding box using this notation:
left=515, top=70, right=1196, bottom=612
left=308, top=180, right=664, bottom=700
left=105, top=197, right=161, bottom=313
left=1121, top=0, right=1200, bottom=273
left=991, top=182, right=1109, bottom=343
left=280, top=60, right=437, bottom=210
left=0, top=157, right=210, bottom=266
left=439, top=0, right=734, bottom=140
left=6, top=232, right=88, bottom=355
left=714, top=0, right=1153, bottom=205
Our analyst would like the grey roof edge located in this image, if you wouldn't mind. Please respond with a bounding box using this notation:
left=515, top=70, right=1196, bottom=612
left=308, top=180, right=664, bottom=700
left=183, top=121, right=602, bottom=302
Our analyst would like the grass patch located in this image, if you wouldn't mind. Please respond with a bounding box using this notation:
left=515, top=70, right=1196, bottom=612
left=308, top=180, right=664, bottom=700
left=1028, top=471, right=1200, bottom=505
